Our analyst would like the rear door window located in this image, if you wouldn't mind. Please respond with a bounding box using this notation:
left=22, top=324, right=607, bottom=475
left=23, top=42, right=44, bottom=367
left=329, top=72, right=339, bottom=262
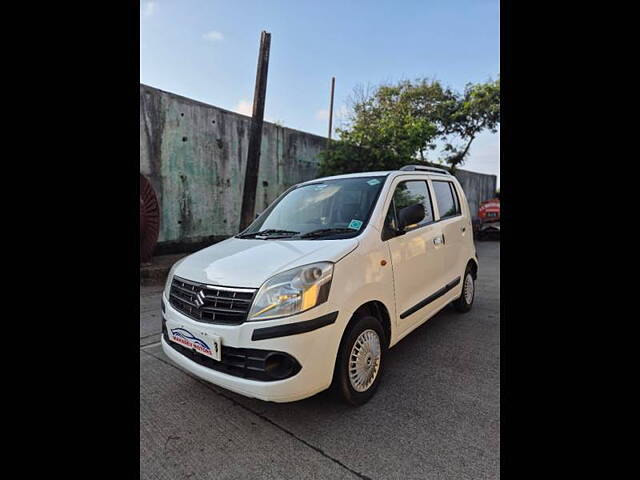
left=432, top=181, right=461, bottom=219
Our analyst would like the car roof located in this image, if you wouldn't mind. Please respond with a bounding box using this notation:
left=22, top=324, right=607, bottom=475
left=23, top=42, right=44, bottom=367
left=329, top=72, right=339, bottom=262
left=299, top=169, right=452, bottom=186
left=298, top=171, right=392, bottom=184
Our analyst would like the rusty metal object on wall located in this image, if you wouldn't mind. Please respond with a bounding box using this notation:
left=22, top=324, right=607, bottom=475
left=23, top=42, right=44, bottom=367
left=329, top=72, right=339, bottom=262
left=140, top=173, right=160, bottom=264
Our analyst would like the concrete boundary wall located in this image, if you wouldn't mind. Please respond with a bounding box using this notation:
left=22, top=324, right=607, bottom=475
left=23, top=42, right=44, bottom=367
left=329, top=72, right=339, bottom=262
left=140, top=84, right=497, bottom=254
left=140, top=84, right=325, bottom=253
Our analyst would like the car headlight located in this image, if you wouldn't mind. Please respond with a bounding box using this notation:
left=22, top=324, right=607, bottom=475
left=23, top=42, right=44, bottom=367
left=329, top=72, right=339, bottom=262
left=248, top=262, right=334, bottom=321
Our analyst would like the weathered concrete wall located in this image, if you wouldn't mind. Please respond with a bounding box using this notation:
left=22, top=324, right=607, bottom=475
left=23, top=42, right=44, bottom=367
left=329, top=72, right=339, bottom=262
left=140, top=84, right=497, bottom=254
left=140, top=84, right=325, bottom=253
left=454, top=169, right=497, bottom=219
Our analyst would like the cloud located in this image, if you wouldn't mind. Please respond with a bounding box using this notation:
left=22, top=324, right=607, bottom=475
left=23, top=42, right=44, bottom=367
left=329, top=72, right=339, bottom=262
left=234, top=99, right=253, bottom=116
left=141, top=1, right=156, bottom=17
left=203, top=31, right=224, bottom=41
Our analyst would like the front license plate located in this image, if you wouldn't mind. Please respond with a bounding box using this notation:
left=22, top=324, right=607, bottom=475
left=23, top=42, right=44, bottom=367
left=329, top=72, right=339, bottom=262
left=168, top=326, right=222, bottom=362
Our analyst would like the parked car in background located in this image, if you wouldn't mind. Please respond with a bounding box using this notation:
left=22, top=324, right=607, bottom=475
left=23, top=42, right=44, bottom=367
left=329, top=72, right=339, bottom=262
left=474, top=195, right=500, bottom=240
left=161, top=165, right=478, bottom=405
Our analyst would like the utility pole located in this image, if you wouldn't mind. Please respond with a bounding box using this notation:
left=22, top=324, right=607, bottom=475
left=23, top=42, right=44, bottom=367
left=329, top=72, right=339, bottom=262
left=240, top=31, right=271, bottom=231
left=327, top=76, right=335, bottom=148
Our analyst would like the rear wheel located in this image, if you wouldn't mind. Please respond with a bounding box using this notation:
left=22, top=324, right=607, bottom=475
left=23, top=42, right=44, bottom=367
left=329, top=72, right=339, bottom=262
left=333, top=314, right=385, bottom=406
left=453, top=265, right=475, bottom=312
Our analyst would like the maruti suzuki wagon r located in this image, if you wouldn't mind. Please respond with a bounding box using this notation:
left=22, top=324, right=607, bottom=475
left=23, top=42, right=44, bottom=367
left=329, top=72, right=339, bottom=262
left=161, top=165, right=478, bottom=405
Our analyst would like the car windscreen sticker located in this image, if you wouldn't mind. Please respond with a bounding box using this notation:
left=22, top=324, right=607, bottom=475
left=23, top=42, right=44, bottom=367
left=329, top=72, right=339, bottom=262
left=348, top=219, right=363, bottom=230
left=367, top=179, right=381, bottom=186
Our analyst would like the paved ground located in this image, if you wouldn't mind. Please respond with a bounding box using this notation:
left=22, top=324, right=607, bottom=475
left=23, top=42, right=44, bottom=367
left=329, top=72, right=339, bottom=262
left=140, top=241, right=500, bottom=480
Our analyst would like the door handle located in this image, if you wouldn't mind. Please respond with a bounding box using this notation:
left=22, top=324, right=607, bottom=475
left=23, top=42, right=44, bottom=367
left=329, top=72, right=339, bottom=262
left=433, top=235, right=443, bottom=245
left=461, top=226, right=466, bottom=232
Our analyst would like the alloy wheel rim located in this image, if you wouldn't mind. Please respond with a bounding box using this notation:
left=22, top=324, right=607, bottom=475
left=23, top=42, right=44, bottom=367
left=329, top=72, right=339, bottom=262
left=464, top=273, right=474, bottom=304
left=349, top=329, right=381, bottom=392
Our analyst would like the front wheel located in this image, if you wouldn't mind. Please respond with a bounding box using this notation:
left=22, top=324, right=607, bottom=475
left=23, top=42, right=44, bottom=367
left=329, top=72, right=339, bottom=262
left=453, top=266, right=475, bottom=313
left=333, top=315, right=385, bottom=406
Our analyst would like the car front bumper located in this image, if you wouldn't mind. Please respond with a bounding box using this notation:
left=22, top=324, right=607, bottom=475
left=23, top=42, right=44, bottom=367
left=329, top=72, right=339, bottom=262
left=160, top=293, right=343, bottom=402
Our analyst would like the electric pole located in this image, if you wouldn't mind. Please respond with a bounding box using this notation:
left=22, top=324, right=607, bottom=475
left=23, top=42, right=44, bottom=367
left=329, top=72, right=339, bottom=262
left=239, top=31, right=271, bottom=231
left=327, top=76, right=335, bottom=148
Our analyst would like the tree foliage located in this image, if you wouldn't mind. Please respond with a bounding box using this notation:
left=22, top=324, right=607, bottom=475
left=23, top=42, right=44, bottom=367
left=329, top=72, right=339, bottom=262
left=318, top=77, right=500, bottom=176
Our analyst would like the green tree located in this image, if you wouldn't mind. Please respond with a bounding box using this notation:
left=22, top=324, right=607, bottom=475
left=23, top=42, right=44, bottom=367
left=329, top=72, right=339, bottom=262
left=318, top=77, right=499, bottom=176
left=440, top=79, right=500, bottom=169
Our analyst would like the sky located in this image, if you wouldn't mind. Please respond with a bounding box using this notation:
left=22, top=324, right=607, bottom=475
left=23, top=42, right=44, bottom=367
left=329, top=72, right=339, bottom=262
left=140, top=0, right=500, bottom=185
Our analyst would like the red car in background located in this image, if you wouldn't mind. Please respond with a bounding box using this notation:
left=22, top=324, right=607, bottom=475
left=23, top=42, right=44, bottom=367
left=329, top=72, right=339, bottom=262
left=474, top=196, right=500, bottom=240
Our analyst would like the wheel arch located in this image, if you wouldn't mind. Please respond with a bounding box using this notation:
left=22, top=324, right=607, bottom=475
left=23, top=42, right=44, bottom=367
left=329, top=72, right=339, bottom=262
left=343, top=300, right=392, bottom=349
left=467, top=257, right=479, bottom=279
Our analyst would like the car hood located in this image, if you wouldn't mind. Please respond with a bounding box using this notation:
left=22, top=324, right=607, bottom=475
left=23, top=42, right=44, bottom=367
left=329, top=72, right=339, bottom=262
left=174, top=236, right=359, bottom=288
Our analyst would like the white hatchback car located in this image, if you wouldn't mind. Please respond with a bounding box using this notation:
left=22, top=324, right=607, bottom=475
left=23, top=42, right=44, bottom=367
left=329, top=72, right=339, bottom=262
left=161, top=165, right=478, bottom=405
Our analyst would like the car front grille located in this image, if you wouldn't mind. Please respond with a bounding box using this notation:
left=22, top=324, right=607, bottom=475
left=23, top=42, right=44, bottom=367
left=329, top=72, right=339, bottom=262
left=169, top=275, right=257, bottom=325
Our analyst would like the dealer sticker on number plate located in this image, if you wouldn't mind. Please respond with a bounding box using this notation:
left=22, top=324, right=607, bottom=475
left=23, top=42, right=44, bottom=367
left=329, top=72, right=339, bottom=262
left=168, top=326, right=221, bottom=362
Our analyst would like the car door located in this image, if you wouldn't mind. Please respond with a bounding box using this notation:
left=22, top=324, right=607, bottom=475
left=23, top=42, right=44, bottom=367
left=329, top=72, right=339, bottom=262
left=430, top=178, right=468, bottom=288
left=383, top=177, right=447, bottom=333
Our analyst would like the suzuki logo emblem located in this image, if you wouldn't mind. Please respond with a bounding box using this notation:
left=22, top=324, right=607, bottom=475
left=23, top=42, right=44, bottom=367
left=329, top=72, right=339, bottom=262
left=194, top=289, right=206, bottom=308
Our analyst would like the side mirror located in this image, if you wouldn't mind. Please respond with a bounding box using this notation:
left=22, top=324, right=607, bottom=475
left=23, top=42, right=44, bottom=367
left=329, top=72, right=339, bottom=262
left=397, top=203, right=425, bottom=231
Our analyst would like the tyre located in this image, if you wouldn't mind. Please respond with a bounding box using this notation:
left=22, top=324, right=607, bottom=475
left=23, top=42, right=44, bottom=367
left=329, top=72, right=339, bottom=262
left=453, top=265, right=475, bottom=313
left=333, top=314, right=385, bottom=406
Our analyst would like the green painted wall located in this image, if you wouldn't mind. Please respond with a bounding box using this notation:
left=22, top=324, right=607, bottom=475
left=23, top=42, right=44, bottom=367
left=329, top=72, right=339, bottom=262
left=140, top=84, right=325, bottom=252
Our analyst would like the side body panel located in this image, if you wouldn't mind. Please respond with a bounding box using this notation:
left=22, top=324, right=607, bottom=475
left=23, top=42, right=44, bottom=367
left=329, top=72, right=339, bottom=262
left=429, top=177, right=469, bottom=288
left=452, top=177, right=476, bottom=274
left=378, top=175, right=448, bottom=335
left=329, top=223, right=399, bottom=342
left=366, top=173, right=477, bottom=348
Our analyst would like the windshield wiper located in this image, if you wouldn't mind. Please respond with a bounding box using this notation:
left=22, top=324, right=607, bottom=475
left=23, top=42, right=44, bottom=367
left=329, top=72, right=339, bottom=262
left=297, top=227, right=357, bottom=239
left=237, top=229, right=300, bottom=239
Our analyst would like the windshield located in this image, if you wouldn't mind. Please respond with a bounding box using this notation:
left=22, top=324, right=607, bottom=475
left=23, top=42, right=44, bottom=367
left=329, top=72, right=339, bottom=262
left=239, top=176, right=387, bottom=239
